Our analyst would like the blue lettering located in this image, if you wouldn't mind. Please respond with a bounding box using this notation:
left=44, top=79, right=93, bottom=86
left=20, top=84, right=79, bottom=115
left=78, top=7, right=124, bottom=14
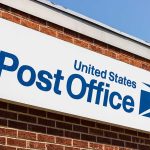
left=0, top=51, right=136, bottom=114
left=87, top=79, right=97, bottom=103
left=109, top=71, right=115, bottom=81
left=17, top=65, right=36, bottom=86
left=109, top=91, right=122, bottom=110
left=36, top=70, right=52, bottom=91
left=103, top=83, right=110, bottom=106
left=54, top=70, right=64, bottom=95
left=0, top=51, right=19, bottom=76
left=67, top=74, right=86, bottom=99
left=123, top=95, right=134, bottom=113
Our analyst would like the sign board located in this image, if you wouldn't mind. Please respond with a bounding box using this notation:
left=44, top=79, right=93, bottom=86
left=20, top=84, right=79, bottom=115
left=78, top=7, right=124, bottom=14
left=0, top=18, right=150, bottom=131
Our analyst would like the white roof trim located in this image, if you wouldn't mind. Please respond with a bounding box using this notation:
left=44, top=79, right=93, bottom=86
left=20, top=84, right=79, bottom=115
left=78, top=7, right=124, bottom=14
left=0, top=0, right=150, bottom=60
left=37, top=0, right=150, bottom=46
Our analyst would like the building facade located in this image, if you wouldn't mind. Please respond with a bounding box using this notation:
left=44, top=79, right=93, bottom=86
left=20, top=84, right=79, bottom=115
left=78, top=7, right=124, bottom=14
left=0, top=0, right=150, bottom=150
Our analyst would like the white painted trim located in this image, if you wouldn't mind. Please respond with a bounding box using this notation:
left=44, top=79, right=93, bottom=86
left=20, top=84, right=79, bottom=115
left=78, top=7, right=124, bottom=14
left=0, top=0, right=150, bottom=60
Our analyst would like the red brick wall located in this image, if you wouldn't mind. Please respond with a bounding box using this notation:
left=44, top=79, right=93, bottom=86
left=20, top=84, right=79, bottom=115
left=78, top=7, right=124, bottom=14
left=0, top=3, right=150, bottom=150
left=1, top=101, right=150, bottom=150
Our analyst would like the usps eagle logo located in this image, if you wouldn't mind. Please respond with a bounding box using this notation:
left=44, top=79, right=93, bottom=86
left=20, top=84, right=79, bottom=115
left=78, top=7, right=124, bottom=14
left=139, top=83, right=150, bottom=117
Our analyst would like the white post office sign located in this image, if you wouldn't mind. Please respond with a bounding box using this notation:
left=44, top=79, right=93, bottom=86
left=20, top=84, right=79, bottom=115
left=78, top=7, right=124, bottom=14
left=0, top=18, right=150, bottom=131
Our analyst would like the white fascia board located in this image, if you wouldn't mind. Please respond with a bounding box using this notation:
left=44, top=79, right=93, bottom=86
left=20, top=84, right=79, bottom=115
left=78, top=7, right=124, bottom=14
left=37, top=0, right=150, bottom=46
left=0, top=0, right=150, bottom=60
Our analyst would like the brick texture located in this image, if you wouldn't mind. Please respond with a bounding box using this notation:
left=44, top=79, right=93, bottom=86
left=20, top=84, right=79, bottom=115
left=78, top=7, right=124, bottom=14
left=1, top=100, right=150, bottom=150
left=0, top=3, right=150, bottom=150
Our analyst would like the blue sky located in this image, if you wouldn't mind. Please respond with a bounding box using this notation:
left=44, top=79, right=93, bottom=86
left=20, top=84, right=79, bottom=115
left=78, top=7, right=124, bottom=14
left=49, top=0, right=150, bottom=42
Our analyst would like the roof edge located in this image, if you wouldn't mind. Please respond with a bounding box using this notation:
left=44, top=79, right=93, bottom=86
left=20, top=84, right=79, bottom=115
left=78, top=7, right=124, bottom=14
left=37, top=0, right=150, bottom=47
left=0, top=0, right=150, bottom=60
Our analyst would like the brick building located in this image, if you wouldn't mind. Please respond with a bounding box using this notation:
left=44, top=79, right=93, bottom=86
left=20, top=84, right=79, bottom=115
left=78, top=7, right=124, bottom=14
left=0, top=0, right=150, bottom=150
